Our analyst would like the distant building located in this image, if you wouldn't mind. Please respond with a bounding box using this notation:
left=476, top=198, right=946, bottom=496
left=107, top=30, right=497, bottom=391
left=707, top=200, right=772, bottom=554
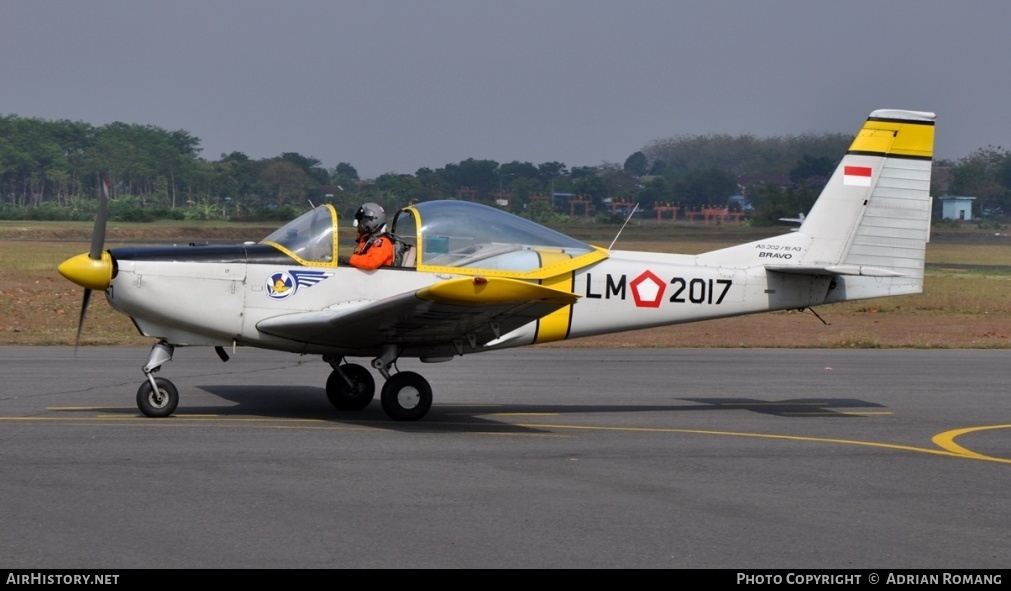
left=727, top=194, right=753, bottom=214
left=941, top=196, right=975, bottom=221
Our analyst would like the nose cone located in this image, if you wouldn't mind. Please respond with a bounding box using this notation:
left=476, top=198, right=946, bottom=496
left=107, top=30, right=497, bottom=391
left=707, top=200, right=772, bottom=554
left=58, top=252, right=113, bottom=291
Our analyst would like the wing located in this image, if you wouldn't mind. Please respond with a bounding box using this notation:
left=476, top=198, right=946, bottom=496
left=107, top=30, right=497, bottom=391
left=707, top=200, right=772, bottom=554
left=256, top=276, right=579, bottom=350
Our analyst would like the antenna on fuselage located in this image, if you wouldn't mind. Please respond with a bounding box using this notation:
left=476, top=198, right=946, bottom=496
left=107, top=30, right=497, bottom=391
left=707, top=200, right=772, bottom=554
left=308, top=199, right=316, bottom=210
left=608, top=203, right=639, bottom=251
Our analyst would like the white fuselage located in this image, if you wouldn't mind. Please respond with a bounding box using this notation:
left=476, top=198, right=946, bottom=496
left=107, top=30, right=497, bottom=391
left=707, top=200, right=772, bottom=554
left=107, top=247, right=831, bottom=358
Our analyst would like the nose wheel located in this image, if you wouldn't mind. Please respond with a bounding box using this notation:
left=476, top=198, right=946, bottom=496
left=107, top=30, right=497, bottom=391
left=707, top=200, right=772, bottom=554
left=137, top=377, right=179, bottom=418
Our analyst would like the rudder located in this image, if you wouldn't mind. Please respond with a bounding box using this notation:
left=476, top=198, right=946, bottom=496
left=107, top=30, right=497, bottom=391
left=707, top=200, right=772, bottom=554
left=789, top=109, right=935, bottom=301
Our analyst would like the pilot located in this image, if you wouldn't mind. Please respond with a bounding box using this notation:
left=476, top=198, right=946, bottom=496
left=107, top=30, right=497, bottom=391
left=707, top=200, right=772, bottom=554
left=345, top=202, right=394, bottom=270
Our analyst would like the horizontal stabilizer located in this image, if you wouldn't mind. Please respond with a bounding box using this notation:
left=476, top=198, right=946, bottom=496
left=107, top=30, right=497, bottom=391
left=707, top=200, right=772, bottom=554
left=765, top=264, right=907, bottom=277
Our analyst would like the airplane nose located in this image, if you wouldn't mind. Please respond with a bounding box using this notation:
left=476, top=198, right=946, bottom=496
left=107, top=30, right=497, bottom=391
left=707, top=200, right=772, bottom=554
left=58, top=251, right=113, bottom=291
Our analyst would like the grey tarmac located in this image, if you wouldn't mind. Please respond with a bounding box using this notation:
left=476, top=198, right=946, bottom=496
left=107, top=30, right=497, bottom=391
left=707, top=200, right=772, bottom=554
left=1, top=346, right=1008, bottom=569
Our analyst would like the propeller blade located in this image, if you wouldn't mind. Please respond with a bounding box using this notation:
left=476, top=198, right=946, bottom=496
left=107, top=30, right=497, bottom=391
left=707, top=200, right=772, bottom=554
left=89, top=177, right=110, bottom=261
left=75, top=288, right=92, bottom=354
left=74, top=177, right=108, bottom=352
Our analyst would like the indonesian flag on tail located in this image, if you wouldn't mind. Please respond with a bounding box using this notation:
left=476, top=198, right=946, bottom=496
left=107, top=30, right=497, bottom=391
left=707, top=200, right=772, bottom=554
left=843, top=165, right=872, bottom=186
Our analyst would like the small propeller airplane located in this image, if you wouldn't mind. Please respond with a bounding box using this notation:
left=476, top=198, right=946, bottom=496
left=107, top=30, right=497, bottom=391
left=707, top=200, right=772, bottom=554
left=59, top=109, right=935, bottom=421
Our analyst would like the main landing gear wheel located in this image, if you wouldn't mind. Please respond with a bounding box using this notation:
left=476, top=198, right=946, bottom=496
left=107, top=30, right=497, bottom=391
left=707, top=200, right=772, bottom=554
left=326, top=363, right=376, bottom=411
left=137, top=377, right=179, bottom=418
left=380, top=371, right=432, bottom=422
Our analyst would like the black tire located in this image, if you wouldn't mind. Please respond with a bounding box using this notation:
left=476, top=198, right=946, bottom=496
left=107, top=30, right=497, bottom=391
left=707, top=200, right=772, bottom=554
left=326, top=364, right=375, bottom=411
left=136, top=377, right=179, bottom=418
left=380, top=371, right=432, bottom=422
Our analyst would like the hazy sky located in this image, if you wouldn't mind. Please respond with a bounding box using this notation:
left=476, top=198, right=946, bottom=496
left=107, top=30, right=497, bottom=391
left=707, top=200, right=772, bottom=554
left=2, top=1, right=1009, bottom=179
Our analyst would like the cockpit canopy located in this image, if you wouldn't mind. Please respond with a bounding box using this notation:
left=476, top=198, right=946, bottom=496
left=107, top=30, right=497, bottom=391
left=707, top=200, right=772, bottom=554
left=396, top=200, right=593, bottom=272
left=261, top=205, right=338, bottom=265
left=262, top=200, right=598, bottom=274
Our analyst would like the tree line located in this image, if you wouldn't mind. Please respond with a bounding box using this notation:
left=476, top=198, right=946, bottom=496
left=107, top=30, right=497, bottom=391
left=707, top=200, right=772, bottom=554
left=2, top=114, right=1008, bottom=226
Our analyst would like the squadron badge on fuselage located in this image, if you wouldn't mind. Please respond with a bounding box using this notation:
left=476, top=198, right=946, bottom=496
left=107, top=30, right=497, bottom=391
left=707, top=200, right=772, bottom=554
left=266, top=270, right=333, bottom=300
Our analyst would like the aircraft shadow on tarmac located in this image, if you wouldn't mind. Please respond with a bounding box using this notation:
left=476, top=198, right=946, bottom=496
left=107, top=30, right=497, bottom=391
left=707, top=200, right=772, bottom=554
left=678, top=398, right=888, bottom=417
left=66, top=384, right=888, bottom=430
left=148, top=385, right=888, bottom=428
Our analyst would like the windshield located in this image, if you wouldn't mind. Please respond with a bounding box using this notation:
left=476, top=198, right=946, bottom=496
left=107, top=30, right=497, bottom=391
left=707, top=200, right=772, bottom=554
left=261, top=205, right=337, bottom=265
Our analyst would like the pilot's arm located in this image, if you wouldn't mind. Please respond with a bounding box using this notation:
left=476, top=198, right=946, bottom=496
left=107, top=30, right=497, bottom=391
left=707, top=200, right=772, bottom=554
left=347, top=236, right=395, bottom=270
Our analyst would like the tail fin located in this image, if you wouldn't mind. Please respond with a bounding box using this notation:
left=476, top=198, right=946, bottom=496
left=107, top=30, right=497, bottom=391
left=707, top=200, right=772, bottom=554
left=723, top=109, right=936, bottom=302
left=797, top=109, right=934, bottom=274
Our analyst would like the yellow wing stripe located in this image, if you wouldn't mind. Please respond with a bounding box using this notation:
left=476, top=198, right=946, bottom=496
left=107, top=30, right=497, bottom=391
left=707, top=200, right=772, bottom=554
left=534, top=251, right=575, bottom=344
left=417, top=276, right=578, bottom=307
left=848, top=118, right=934, bottom=159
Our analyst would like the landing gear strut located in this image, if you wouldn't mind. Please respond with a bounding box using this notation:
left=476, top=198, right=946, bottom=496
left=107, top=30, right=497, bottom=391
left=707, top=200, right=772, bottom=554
left=324, top=346, right=434, bottom=422
left=372, top=345, right=433, bottom=422
left=133, top=342, right=436, bottom=421
left=137, top=341, right=178, bottom=417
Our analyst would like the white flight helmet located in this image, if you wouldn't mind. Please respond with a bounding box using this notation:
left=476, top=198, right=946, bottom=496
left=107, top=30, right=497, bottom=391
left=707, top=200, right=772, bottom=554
left=353, top=202, right=386, bottom=234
